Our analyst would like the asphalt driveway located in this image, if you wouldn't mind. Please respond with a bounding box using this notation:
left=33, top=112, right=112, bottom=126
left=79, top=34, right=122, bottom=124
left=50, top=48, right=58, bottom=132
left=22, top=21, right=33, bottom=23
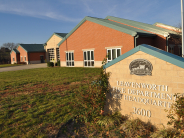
left=0, top=63, right=47, bottom=72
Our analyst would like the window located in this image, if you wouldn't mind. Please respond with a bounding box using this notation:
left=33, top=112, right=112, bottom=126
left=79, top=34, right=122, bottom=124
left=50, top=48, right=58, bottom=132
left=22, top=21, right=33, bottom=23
left=48, top=48, right=54, bottom=61
left=24, top=56, right=26, bottom=61
left=56, top=48, right=60, bottom=60
left=169, top=45, right=174, bottom=54
left=107, top=48, right=121, bottom=62
left=66, top=52, right=74, bottom=66
left=13, top=57, right=15, bottom=61
left=21, top=56, right=23, bottom=62
left=83, top=51, right=94, bottom=67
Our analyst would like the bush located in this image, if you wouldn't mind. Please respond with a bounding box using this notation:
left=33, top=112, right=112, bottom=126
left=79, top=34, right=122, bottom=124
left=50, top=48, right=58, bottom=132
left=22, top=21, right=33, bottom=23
left=57, top=60, right=60, bottom=66
left=150, top=127, right=180, bottom=138
left=166, top=93, right=184, bottom=135
left=120, top=118, right=155, bottom=137
left=96, top=111, right=123, bottom=127
left=47, top=62, right=54, bottom=67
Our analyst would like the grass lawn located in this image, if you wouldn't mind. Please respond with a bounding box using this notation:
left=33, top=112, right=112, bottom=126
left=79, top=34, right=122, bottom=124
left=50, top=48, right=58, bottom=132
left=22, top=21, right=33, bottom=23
left=0, top=64, right=23, bottom=68
left=0, top=67, right=101, bottom=137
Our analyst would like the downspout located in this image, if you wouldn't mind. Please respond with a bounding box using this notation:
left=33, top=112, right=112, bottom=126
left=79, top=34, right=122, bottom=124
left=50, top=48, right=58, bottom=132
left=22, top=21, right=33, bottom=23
left=134, top=35, right=139, bottom=47
left=166, top=35, right=170, bottom=52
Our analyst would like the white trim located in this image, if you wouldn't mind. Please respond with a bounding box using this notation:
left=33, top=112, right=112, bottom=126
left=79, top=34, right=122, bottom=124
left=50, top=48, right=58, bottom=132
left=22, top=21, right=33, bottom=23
left=83, top=50, right=94, bottom=67
left=66, top=51, right=74, bottom=66
left=64, top=50, right=74, bottom=52
left=24, top=56, right=26, bottom=61
left=105, top=46, right=122, bottom=49
left=82, top=48, right=95, bottom=51
left=107, top=48, right=121, bottom=62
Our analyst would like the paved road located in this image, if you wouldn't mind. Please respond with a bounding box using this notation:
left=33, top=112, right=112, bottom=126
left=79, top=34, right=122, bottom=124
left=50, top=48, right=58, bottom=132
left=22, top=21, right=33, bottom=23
left=0, top=63, right=47, bottom=72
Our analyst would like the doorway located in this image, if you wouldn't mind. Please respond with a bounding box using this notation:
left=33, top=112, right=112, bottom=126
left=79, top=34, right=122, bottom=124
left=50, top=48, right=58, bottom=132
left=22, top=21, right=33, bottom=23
left=40, top=55, right=44, bottom=63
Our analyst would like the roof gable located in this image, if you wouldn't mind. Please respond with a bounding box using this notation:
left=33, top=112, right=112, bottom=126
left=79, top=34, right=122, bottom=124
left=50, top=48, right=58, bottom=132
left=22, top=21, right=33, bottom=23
left=57, top=16, right=155, bottom=47
left=103, top=44, right=184, bottom=69
left=10, top=49, right=20, bottom=54
left=18, top=44, right=45, bottom=53
left=45, top=33, right=67, bottom=44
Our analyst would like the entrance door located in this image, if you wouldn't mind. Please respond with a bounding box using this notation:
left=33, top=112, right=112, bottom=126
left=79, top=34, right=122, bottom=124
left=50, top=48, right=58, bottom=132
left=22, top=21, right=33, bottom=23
left=40, top=56, right=44, bottom=63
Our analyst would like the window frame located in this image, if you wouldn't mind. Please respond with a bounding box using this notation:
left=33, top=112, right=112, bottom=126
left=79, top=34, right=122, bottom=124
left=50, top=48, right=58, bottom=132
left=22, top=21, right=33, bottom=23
left=169, top=44, right=175, bottom=54
left=48, top=48, right=55, bottom=61
left=107, top=48, right=121, bottom=62
left=21, top=56, right=23, bottom=62
left=13, top=57, right=15, bottom=61
left=24, top=56, right=26, bottom=61
left=83, top=50, right=94, bottom=67
left=56, top=48, right=60, bottom=60
left=66, top=52, right=74, bottom=67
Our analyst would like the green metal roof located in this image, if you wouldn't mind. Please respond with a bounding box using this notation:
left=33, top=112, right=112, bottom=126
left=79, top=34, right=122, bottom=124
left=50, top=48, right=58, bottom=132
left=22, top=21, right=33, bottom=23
left=18, top=44, right=45, bottom=53
left=55, top=33, right=67, bottom=38
left=10, top=49, right=20, bottom=54
left=57, top=16, right=156, bottom=47
left=105, top=16, right=179, bottom=37
left=45, top=33, right=67, bottom=44
left=103, top=44, right=184, bottom=69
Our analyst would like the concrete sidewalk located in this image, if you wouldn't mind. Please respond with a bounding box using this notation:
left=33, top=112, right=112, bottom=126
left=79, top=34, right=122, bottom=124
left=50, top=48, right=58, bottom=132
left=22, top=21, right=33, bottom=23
left=0, top=63, right=47, bottom=72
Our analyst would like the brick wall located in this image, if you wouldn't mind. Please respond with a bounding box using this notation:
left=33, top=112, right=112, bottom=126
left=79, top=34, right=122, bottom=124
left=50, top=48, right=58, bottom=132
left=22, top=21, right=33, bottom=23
left=59, top=20, right=134, bottom=65
left=17, top=46, right=28, bottom=62
left=11, top=52, right=17, bottom=63
left=29, top=52, right=46, bottom=61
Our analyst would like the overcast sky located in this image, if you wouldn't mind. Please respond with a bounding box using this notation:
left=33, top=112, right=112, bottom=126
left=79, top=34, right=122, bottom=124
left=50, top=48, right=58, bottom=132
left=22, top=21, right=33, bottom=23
left=0, top=0, right=182, bottom=47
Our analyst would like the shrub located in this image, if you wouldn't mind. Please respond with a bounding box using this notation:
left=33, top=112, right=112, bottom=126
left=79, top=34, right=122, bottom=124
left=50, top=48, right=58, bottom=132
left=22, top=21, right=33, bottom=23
left=120, top=118, right=155, bottom=137
left=96, top=111, right=123, bottom=127
left=166, top=93, right=184, bottom=135
left=57, top=60, right=60, bottom=66
left=47, top=62, right=54, bottom=67
left=150, top=127, right=180, bottom=138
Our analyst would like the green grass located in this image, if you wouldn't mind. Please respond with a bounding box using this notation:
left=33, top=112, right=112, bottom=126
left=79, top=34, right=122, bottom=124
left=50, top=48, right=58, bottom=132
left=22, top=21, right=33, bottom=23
left=0, top=67, right=101, bottom=137
left=0, top=64, right=22, bottom=68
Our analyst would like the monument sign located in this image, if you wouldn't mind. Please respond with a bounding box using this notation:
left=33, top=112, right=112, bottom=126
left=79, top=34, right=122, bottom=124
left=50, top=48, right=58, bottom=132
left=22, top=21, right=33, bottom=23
left=103, top=44, right=184, bottom=127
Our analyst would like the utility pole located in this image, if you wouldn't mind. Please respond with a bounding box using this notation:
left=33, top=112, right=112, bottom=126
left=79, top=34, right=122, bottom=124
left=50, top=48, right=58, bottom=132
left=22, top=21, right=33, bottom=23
left=181, top=0, right=184, bottom=57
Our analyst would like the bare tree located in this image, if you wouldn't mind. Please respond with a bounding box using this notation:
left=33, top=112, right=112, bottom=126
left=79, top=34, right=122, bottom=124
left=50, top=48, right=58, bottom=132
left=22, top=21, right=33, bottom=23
left=2, top=43, right=19, bottom=51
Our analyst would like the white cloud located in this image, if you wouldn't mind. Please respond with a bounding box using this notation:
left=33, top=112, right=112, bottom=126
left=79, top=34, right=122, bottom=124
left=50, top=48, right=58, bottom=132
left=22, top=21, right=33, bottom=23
left=0, top=0, right=181, bottom=26
left=0, top=1, right=82, bottom=22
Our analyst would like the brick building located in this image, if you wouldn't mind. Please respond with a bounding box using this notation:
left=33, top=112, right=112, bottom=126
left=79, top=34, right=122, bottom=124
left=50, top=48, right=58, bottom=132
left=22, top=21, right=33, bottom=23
left=58, top=16, right=181, bottom=67
left=10, top=44, right=46, bottom=64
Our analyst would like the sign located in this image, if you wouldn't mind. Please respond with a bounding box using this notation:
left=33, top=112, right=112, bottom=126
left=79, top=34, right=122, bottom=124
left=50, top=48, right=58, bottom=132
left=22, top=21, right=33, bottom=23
left=129, top=59, right=153, bottom=76
left=103, top=45, right=184, bottom=127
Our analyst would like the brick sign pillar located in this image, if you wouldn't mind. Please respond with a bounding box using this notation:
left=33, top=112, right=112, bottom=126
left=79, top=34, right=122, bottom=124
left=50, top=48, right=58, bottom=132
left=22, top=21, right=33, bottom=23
left=103, top=44, right=184, bottom=127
